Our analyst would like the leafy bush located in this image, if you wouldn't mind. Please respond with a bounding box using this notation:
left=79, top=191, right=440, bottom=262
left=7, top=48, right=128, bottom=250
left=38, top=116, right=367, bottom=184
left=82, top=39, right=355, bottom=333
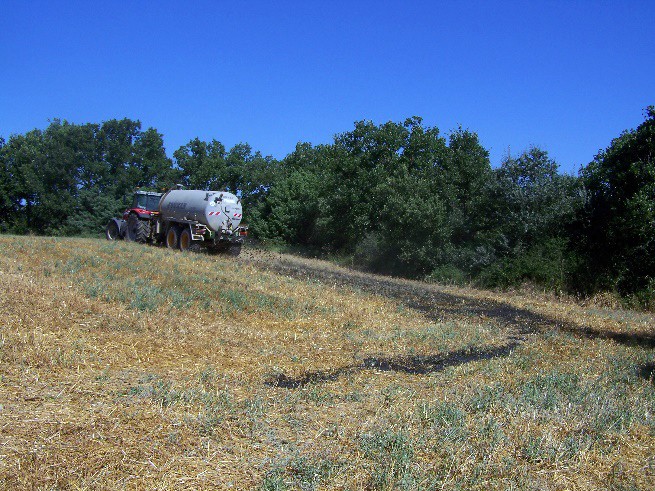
left=477, top=238, right=579, bottom=292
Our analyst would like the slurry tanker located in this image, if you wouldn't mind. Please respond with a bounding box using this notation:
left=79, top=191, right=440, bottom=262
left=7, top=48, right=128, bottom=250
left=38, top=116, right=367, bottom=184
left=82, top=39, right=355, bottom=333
left=105, top=188, right=247, bottom=255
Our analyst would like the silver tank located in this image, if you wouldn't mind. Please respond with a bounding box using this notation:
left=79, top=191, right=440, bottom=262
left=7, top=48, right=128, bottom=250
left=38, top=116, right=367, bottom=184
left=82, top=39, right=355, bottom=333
left=158, top=189, right=243, bottom=232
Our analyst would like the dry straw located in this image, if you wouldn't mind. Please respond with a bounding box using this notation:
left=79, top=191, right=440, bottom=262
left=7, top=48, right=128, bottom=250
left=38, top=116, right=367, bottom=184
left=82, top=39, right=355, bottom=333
left=1, top=236, right=654, bottom=489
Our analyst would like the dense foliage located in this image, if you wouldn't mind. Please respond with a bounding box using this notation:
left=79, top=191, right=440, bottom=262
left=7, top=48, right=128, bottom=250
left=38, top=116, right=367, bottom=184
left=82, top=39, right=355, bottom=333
left=577, top=107, right=655, bottom=305
left=1, top=110, right=653, bottom=304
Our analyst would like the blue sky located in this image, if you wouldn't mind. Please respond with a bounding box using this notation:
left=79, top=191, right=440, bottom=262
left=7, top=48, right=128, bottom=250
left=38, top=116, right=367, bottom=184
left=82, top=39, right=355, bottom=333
left=1, top=1, right=653, bottom=174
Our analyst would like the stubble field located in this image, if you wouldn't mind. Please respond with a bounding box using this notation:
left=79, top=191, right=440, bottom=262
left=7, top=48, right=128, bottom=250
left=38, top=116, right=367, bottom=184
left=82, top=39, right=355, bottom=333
left=0, top=236, right=654, bottom=490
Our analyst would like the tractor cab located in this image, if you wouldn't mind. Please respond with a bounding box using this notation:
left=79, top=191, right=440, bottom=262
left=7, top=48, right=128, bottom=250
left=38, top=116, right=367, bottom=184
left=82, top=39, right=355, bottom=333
left=122, top=190, right=163, bottom=221
left=133, top=191, right=163, bottom=212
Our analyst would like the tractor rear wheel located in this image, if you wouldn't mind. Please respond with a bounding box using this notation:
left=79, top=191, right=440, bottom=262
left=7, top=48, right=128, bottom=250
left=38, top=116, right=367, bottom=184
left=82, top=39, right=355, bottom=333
left=126, top=214, right=150, bottom=243
left=166, top=226, right=179, bottom=249
left=179, top=228, right=192, bottom=252
left=105, top=220, right=121, bottom=241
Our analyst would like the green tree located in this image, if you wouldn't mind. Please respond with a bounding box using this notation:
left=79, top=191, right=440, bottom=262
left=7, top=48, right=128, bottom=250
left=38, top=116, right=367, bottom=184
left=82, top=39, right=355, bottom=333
left=174, top=138, right=227, bottom=190
left=134, top=127, right=178, bottom=190
left=0, top=137, right=15, bottom=231
left=477, top=147, right=583, bottom=289
left=255, top=117, right=494, bottom=278
left=2, top=129, right=48, bottom=232
left=97, top=118, right=144, bottom=201
left=248, top=142, right=326, bottom=242
left=0, top=118, right=177, bottom=236
left=374, top=173, right=452, bottom=275
left=579, top=107, right=655, bottom=300
left=256, top=169, right=323, bottom=244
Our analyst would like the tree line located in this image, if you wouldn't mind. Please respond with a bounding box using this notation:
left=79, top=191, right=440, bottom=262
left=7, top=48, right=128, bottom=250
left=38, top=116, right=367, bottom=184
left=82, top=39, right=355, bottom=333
left=1, top=110, right=653, bottom=306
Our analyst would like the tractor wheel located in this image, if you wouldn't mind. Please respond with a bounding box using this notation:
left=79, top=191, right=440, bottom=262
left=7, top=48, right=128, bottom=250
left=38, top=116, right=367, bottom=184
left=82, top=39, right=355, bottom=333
left=105, top=220, right=121, bottom=241
left=166, top=226, right=179, bottom=249
left=179, top=228, right=192, bottom=252
left=228, top=244, right=242, bottom=257
left=126, top=214, right=150, bottom=243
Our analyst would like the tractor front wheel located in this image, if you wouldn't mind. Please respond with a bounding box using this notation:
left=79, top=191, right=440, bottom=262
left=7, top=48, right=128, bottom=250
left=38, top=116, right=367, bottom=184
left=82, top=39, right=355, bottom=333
left=105, top=220, right=121, bottom=241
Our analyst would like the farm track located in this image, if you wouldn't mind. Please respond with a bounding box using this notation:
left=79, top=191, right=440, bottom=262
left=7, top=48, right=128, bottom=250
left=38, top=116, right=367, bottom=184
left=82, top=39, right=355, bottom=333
left=242, top=252, right=655, bottom=387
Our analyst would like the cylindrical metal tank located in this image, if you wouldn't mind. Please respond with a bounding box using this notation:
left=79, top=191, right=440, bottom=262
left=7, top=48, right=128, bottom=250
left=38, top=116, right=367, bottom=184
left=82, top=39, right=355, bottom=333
left=158, top=190, right=243, bottom=232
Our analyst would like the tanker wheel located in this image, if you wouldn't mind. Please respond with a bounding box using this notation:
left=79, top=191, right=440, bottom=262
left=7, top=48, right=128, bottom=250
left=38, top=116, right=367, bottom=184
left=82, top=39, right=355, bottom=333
left=166, top=226, right=179, bottom=249
left=105, top=221, right=121, bottom=241
left=126, top=214, right=150, bottom=243
left=179, top=228, right=192, bottom=252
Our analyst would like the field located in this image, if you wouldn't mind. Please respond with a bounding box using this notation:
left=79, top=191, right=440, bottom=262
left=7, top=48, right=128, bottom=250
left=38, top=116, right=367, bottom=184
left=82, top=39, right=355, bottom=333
left=1, top=236, right=654, bottom=490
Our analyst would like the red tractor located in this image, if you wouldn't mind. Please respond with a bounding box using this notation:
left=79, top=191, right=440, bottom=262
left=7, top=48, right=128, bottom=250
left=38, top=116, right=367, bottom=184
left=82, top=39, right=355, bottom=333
left=105, top=190, right=162, bottom=243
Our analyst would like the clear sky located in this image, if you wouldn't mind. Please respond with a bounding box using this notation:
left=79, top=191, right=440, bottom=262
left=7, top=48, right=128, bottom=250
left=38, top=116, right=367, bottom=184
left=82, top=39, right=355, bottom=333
left=1, top=0, right=653, bottom=174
